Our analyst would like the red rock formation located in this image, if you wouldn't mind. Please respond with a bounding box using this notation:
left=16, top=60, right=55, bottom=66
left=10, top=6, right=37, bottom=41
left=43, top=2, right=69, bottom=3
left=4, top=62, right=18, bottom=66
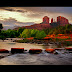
left=51, top=18, right=53, bottom=23
left=43, top=16, right=49, bottom=24
left=14, top=16, right=70, bottom=30
left=24, top=24, right=52, bottom=30
left=57, top=16, right=69, bottom=26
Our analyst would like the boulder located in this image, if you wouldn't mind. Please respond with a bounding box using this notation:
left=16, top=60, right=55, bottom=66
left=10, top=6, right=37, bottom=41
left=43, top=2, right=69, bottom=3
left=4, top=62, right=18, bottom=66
left=29, top=49, right=42, bottom=54
left=45, top=48, right=55, bottom=53
left=11, top=48, right=24, bottom=54
left=65, top=47, right=72, bottom=51
left=0, top=49, right=9, bottom=53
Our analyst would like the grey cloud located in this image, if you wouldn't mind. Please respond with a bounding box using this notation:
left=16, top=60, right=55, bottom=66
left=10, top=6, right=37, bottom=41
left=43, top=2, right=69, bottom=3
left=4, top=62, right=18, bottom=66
left=0, top=17, right=35, bottom=30
left=0, top=7, right=27, bottom=13
left=1, top=7, right=72, bottom=14
left=16, top=10, right=27, bottom=13
left=4, top=8, right=15, bottom=11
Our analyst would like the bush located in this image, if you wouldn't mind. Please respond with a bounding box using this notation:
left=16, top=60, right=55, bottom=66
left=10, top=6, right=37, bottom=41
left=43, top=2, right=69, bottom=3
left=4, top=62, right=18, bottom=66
left=36, top=31, right=46, bottom=39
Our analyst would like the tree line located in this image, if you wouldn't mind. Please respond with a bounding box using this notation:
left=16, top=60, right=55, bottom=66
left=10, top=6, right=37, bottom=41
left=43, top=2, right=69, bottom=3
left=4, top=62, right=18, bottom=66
left=0, top=23, right=72, bottom=40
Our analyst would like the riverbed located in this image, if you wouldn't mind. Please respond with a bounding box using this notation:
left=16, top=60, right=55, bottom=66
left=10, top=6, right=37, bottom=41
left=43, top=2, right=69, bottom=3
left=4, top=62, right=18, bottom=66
left=0, top=40, right=72, bottom=65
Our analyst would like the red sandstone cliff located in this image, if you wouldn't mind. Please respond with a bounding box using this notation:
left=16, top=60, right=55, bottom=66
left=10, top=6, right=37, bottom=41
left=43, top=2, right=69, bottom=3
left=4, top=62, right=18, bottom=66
left=14, top=16, right=70, bottom=30
left=51, top=18, right=53, bottom=23
left=43, top=16, right=49, bottom=24
left=57, top=16, right=69, bottom=26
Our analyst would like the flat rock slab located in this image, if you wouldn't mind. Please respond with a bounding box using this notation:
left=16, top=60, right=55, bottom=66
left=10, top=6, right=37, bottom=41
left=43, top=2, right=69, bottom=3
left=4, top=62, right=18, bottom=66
left=0, top=50, right=72, bottom=65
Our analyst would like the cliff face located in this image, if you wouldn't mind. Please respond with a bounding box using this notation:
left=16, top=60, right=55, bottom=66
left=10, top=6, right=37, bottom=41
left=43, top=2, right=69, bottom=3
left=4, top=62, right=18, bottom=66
left=57, top=16, right=69, bottom=26
left=42, top=16, right=49, bottom=24
left=14, top=16, right=70, bottom=30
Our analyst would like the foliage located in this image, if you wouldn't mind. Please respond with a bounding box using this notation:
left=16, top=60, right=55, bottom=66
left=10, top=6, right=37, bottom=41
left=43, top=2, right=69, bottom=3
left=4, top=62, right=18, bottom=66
left=36, top=30, right=46, bottom=39
left=20, top=29, right=31, bottom=38
left=0, top=23, right=3, bottom=30
left=20, top=29, right=46, bottom=39
left=0, top=24, right=72, bottom=40
left=43, top=24, right=72, bottom=35
left=17, top=27, right=25, bottom=36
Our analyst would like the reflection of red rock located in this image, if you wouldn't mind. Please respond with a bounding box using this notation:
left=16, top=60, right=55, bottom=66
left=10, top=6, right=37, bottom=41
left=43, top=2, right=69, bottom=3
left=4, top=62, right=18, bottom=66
left=26, top=37, right=34, bottom=40
left=57, top=16, right=69, bottom=26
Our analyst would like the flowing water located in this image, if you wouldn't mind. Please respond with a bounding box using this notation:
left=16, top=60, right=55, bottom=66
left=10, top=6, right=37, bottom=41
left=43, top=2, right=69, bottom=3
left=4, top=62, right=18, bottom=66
left=0, top=40, right=72, bottom=65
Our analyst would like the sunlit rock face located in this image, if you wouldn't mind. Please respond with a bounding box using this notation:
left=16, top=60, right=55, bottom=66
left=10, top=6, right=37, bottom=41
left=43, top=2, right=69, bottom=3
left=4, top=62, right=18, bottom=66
left=51, top=18, right=53, bottom=23
left=57, top=16, right=69, bottom=26
left=42, top=16, right=49, bottom=24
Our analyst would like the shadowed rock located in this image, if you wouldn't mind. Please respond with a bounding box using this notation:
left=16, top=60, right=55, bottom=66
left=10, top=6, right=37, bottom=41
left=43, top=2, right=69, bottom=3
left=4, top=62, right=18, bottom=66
left=29, top=49, right=42, bottom=54
left=0, top=49, right=9, bottom=53
left=11, top=48, right=24, bottom=54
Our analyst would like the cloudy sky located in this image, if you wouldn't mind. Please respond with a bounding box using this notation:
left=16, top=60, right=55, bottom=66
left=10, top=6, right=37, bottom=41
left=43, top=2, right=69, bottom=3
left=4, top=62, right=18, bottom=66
left=0, top=7, right=72, bottom=30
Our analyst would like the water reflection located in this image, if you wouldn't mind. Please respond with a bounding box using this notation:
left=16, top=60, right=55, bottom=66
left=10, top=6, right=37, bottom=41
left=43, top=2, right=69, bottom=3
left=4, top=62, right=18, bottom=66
left=0, top=40, right=58, bottom=51
left=42, top=44, right=58, bottom=49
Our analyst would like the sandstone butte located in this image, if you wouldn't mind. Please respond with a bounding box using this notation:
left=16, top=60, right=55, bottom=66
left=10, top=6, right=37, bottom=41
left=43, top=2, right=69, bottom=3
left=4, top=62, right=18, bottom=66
left=14, top=16, right=70, bottom=30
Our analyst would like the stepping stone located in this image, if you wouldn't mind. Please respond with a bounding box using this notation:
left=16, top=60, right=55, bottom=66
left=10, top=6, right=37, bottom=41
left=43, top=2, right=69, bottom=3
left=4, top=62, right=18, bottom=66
left=65, top=47, right=72, bottom=51
left=0, top=49, right=9, bottom=53
left=29, top=49, right=42, bottom=54
left=11, top=48, right=24, bottom=54
left=45, top=48, right=55, bottom=53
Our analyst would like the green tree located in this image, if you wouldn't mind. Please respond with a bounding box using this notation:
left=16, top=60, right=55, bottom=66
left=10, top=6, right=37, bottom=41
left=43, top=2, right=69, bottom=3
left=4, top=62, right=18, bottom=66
left=0, top=23, right=3, bottom=30
left=20, top=29, right=31, bottom=38
left=0, top=23, right=3, bottom=33
left=17, top=27, right=25, bottom=36
left=36, top=30, right=46, bottom=39
left=31, top=29, right=39, bottom=37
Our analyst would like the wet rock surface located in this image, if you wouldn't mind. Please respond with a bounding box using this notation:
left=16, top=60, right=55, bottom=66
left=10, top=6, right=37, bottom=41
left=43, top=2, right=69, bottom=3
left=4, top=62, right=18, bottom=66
left=0, top=50, right=72, bottom=65
left=0, top=53, right=11, bottom=59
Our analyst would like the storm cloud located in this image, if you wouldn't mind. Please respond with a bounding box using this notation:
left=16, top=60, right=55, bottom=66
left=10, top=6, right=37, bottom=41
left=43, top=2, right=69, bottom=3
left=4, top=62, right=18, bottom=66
left=0, top=7, right=72, bottom=30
